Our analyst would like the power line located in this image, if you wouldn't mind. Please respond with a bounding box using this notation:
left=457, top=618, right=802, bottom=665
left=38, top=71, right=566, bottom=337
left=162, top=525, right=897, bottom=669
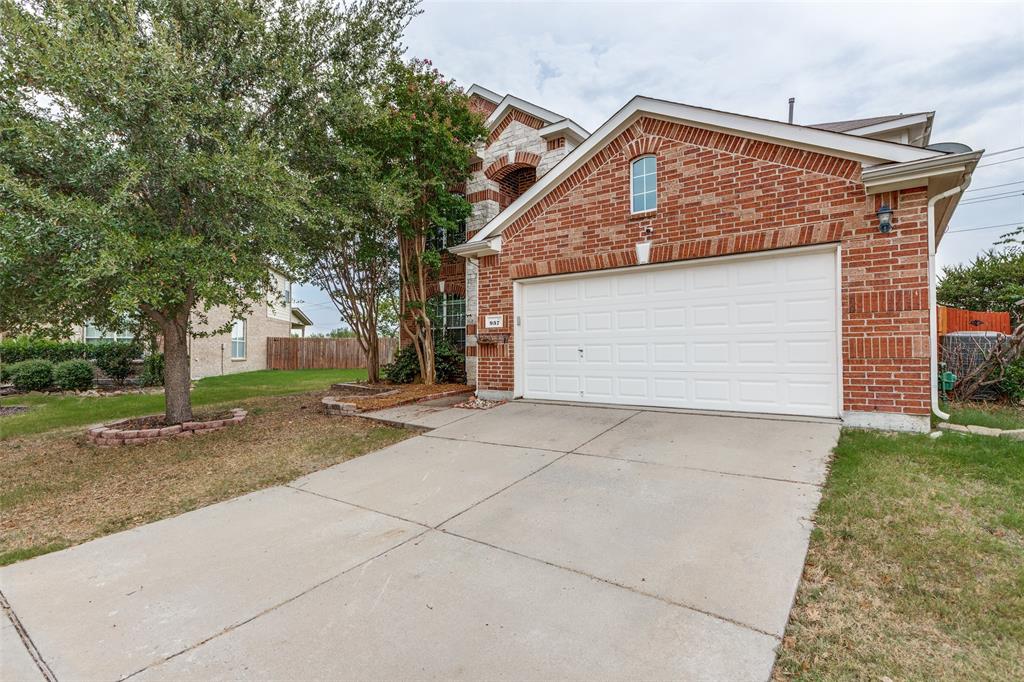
left=945, top=221, right=1022, bottom=235
left=981, top=145, right=1024, bottom=158
left=965, top=180, right=1024, bottom=193
left=977, top=155, right=1024, bottom=168
left=960, top=192, right=1024, bottom=206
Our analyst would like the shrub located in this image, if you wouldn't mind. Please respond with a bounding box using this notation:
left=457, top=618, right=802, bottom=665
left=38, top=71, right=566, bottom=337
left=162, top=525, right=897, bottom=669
left=381, top=343, right=420, bottom=384
left=434, top=335, right=466, bottom=384
left=53, top=359, right=95, bottom=391
left=1, top=362, right=18, bottom=382
left=141, top=352, right=165, bottom=387
left=10, top=359, right=55, bottom=391
left=0, top=336, right=92, bottom=364
left=93, top=341, right=142, bottom=386
left=380, top=336, right=466, bottom=384
left=1000, top=358, right=1024, bottom=403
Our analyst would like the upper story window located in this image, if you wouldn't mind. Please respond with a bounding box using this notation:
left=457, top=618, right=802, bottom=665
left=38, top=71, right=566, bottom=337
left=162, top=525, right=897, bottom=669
left=631, top=155, right=657, bottom=214
left=231, top=319, right=246, bottom=359
left=427, top=195, right=468, bottom=252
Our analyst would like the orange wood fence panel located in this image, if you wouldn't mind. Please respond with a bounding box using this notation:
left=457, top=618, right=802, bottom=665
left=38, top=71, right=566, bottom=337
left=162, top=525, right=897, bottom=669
left=937, top=306, right=1012, bottom=335
left=266, top=337, right=398, bottom=371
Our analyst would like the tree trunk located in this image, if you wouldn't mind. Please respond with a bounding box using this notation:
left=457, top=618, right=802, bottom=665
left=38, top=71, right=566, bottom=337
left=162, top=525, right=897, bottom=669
left=366, top=329, right=380, bottom=383
left=161, top=311, right=194, bottom=424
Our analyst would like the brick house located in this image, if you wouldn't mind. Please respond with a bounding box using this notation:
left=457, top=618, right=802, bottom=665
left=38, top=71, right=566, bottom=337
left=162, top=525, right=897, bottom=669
left=429, top=88, right=981, bottom=432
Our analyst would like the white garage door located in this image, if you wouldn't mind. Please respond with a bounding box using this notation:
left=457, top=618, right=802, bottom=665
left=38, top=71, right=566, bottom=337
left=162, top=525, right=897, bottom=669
left=517, top=248, right=839, bottom=417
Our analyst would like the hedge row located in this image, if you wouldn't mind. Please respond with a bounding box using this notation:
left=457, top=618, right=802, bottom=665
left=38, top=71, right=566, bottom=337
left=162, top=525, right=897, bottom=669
left=0, top=337, right=141, bottom=364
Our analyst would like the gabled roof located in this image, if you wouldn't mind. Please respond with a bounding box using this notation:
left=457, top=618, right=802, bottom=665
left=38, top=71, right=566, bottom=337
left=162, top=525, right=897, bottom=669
left=811, top=112, right=935, bottom=148
left=468, top=84, right=590, bottom=141
left=810, top=113, right=928, bottom=133
left=290, top=307, right=313, bottom=328
left=451, top=96, right=950, bottom=256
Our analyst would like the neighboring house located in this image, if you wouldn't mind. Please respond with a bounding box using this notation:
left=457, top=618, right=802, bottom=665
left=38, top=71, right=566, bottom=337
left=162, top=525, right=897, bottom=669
left=426, top=86, right=978, bottom=433
left=75, top=271, right=307, bottom=379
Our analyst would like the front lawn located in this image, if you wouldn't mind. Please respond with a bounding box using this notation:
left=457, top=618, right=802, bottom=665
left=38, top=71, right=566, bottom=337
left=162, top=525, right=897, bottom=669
left=0, top=392, right=409, bottom=566
left=0, top=368, right=366, bottom=439
left=775, top=429, right=1024, bottom=680
left=944, top=401, right=1024, bottom=431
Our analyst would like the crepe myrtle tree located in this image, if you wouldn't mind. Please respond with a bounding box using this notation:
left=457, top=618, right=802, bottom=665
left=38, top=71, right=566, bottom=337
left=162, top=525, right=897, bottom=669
left=0, top=0, right=399, bottom=423
left=380, top=59, right=486, bottom=384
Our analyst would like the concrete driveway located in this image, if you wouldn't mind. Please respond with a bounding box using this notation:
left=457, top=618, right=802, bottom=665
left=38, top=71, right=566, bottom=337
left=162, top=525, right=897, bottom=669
left=1, top=402, right=838, bottom=681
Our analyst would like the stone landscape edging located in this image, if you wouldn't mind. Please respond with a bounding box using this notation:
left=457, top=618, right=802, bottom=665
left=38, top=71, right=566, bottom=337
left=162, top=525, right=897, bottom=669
left=937, top=421, right=1024, bottom=440
left=87, top=408, right=247, bottom=447
left=322, top=386, right=476, bottom=416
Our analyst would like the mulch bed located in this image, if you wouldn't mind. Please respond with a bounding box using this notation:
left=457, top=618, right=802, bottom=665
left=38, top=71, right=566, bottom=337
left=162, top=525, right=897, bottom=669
left=112, top=410, right=236, bottom=431
left=322, top=384, right=474, bottom=415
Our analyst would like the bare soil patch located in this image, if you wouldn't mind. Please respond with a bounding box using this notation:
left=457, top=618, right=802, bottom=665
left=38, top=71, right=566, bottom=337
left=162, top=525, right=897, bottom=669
left=0, top=393, right=411, bottom=565
left=0, top=405, right=30, bottom=417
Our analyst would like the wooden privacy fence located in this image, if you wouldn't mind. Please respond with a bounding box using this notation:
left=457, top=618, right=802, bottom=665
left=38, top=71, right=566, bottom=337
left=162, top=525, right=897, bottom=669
left=937, top=306, right=1012, bottom=335
left=266, top=337, right=398, bottom=371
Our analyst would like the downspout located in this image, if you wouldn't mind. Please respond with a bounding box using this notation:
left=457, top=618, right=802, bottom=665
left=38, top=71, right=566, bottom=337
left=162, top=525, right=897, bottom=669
left=927, top=179, right=970, bottom=421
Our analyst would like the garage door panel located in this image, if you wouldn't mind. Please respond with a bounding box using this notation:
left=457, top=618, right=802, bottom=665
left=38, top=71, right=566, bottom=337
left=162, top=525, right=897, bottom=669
left=519, top=249, right=839, bottom=417
left=652, top=306, right=687, bottom=329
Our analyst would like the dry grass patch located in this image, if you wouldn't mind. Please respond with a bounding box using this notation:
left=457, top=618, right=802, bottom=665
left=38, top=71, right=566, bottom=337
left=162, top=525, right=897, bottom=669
left=774, top=429, right=1024, bottom=681
left=0, top=393, right=411, bottom=565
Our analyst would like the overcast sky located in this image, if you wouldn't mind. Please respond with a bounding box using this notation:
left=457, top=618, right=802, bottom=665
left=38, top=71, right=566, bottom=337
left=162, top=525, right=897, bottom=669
left=295, top=0, right=1024, bottom=333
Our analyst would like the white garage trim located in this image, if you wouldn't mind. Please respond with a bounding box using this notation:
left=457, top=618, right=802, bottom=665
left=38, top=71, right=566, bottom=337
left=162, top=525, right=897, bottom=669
left=513, top=244, right=843, bottom=418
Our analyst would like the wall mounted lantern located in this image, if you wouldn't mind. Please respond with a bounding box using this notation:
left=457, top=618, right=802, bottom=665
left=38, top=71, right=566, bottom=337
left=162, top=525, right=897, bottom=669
left=876, top=204, right=894, bottom=233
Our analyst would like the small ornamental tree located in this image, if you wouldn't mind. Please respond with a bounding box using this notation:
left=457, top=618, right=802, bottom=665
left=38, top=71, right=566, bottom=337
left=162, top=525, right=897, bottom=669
left=379, top=60, right=486, bottom=384
left=0, top=0, right=411, bottom=422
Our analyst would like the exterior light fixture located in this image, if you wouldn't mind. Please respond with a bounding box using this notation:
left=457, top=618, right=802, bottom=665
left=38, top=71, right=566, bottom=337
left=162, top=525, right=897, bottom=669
left=876, top=204, right=894, bottom=233
left=635, top=241, right=652, bottom=264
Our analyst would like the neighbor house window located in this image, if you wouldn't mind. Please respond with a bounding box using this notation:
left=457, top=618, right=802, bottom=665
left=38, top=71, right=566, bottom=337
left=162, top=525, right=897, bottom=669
left=428, top=293, right=466, bottom=351
left=84, top=322, right=134, bottom=344
left=631, top=155, right=657, bottom=213
left=231, top=319, right=246, bottom=359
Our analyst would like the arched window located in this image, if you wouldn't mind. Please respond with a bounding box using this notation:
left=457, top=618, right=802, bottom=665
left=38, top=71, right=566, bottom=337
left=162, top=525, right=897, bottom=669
left=631, top=155, right=657, bottom=213
left=428, top=292, right=466, bottom=351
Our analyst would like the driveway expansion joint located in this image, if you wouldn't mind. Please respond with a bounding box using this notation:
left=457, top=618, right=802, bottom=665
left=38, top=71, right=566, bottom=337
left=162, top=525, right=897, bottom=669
left=119, top=527, right=431, bottom=681
left=438, top=528, right=783, bottom=641
left=570, top=450, right=825, bottom=488
left=1, top=589, right=58, bottom=682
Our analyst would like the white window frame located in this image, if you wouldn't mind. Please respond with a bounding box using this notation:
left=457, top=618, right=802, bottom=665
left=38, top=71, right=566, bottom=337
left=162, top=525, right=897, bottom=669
left=231, top=319, right=247, bottom=360
left=84, top=321, right=134, bottom=344
left=630, top=155, right=657, bottom=214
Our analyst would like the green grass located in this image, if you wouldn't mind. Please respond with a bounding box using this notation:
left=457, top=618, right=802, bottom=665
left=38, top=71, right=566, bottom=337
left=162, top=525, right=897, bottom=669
left=944, top=401, right=1024, bottom=430
left=0, top=368, right=366, bottom=439
left=776, top=429, right=1024, bottom=680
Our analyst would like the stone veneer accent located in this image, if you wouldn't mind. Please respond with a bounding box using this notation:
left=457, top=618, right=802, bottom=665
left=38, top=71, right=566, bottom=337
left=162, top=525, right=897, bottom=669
left=87, top=408, right=247, bottom=446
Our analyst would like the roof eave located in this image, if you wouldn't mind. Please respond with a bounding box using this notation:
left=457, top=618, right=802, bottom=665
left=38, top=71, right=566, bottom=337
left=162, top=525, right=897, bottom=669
left=450, top=236, right=502, bottom=258
left=862, top=149, right=982, bottom=194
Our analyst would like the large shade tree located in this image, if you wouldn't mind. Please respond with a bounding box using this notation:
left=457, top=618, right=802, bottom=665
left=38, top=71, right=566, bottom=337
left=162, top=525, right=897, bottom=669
left=0, top=0, right=415, bottom=421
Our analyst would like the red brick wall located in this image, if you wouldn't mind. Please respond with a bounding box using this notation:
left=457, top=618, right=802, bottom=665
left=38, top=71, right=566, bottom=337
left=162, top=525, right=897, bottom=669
left=476, top=116, right=931, bottom=416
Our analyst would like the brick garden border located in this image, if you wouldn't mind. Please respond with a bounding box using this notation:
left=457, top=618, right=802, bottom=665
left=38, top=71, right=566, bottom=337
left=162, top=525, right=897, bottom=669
left=322, top=387, right=476, bottom=416
left=87, top=408, right=247, bottom=447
